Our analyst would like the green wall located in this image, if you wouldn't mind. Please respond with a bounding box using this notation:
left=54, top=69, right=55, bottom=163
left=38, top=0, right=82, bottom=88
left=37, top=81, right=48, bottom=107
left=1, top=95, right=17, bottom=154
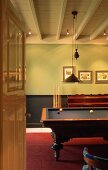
left=25, top=44, right=108, bottom=95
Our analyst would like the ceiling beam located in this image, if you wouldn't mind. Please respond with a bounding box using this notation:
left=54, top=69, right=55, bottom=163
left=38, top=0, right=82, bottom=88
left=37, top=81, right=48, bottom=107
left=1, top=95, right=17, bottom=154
left=56, top=0, right=67, bottom=40
left=73, top=0, right=102, bottom=40
left=29, top=0, right=42, bottom=39
left=90, top=18, right=108, bottom=40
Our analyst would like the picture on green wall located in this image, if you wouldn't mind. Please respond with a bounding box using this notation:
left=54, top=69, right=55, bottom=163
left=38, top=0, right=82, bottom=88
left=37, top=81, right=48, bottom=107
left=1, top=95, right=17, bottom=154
left=95, top=71, right=108, bottom=84
left=78, top=70, right=92, bottom=84
left=63, top=66, right=74, bottom=82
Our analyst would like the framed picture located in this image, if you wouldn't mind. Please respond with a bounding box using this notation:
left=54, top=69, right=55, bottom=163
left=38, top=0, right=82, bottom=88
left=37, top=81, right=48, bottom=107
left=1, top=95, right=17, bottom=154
left=63, top=66, right=74, bottom=81
left=78, top=70, right=92, bottom=83
left=95, top=71, right=108, bottom=84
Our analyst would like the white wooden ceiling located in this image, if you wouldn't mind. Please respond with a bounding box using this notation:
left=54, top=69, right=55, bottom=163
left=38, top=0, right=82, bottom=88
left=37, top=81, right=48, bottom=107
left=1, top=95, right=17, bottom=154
left=11, top=0, right=108, bottom=44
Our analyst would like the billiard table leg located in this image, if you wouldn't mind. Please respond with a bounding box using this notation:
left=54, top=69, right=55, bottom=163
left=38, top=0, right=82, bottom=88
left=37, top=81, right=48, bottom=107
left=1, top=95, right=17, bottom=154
left=51, top=132, right=71, bottom=160
left=51, top=142, right=63, bottom=161
left=54, top=150, right=60, bottom=161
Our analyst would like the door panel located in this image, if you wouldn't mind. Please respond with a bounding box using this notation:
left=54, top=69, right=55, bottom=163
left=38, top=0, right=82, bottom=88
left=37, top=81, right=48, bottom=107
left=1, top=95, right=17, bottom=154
left=1, top=0, right=26, bottom=170
left=3, top=94, right=26, bottom=170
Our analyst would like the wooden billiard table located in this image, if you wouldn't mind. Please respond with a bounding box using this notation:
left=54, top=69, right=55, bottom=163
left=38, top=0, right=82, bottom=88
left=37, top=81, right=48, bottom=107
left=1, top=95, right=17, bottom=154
left=41, top=107, right=108, bottom=160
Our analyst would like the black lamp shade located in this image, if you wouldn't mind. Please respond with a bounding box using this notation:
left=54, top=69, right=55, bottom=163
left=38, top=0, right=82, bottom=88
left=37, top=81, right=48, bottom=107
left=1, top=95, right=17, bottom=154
left=64, top=73, right=80, bottom=82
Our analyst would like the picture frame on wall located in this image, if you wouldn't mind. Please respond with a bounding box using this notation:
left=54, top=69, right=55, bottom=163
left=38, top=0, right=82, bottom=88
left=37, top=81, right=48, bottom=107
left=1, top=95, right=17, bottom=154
left=63, top=66, right=74, bottom=82
left=78, top=70, right=92, bottom=83
left=95, top=71, right=108, bottom=84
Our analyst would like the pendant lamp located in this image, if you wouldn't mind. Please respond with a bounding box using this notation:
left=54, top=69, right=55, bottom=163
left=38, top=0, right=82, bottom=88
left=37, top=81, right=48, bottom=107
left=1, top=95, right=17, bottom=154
left=65, top=11, right=80, bottom=83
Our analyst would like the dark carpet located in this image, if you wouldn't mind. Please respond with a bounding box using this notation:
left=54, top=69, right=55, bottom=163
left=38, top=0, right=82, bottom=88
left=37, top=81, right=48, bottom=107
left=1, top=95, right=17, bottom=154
left=26, top=133, right=108, bottom=170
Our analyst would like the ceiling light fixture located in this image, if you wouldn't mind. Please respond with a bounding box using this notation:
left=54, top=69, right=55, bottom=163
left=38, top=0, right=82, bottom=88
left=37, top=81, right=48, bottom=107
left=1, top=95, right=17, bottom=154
left=104, top=30, right=106, bottom=36
left=65, top=11, right=80, bottom=83
left=67, top=29, right=69, bottom=35
left=28, top=30, right=32, bottom=35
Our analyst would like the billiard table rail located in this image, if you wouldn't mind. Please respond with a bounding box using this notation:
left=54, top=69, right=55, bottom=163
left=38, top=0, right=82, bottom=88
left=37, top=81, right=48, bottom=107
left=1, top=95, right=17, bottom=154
left=41, top=107, right=108, bottom=121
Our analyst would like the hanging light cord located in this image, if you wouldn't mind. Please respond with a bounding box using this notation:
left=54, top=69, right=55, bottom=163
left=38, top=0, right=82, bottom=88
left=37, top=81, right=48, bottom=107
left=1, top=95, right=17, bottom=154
left=72, top=12, right=77, bottom=67
left=71, top=14, right=74, bottom=67
left=75, top=14, right=78, bottom=50
left=72, top=11, right=79, bottom=60
left=65, top=11, right=80, bottom=82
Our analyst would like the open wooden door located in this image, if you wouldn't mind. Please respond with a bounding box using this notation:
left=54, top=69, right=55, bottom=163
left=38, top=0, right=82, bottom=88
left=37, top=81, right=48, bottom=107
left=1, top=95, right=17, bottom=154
left=3, top=95, right=26, bottom=170
left=0, top=0, right=26, bottom=170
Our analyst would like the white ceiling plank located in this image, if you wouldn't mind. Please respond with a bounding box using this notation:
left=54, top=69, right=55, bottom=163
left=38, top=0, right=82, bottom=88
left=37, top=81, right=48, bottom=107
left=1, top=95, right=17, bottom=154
left=73, top=0, right=102, bottom=40
left=90, top=18, right=108, bottom=40
left=56, top=0, right=67, bottom=40
left=29, top=0, right=42, bottom=39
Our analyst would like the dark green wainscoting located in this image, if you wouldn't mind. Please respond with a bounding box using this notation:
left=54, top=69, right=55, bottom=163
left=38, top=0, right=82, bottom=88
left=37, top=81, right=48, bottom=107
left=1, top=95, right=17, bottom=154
left=26, top=95, right=67, bottom=127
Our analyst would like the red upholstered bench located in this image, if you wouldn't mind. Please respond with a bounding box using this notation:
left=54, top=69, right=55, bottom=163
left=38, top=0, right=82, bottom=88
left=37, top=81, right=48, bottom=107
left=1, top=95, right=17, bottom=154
left=67, top=94, right=108, bottom=108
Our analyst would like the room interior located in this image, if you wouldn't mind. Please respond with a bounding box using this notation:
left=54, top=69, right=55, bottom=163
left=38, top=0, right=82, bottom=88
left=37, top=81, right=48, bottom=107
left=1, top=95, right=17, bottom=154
left=21, top=0, right=108, bottom=127
left=0, top=0, right=108, bottom=170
